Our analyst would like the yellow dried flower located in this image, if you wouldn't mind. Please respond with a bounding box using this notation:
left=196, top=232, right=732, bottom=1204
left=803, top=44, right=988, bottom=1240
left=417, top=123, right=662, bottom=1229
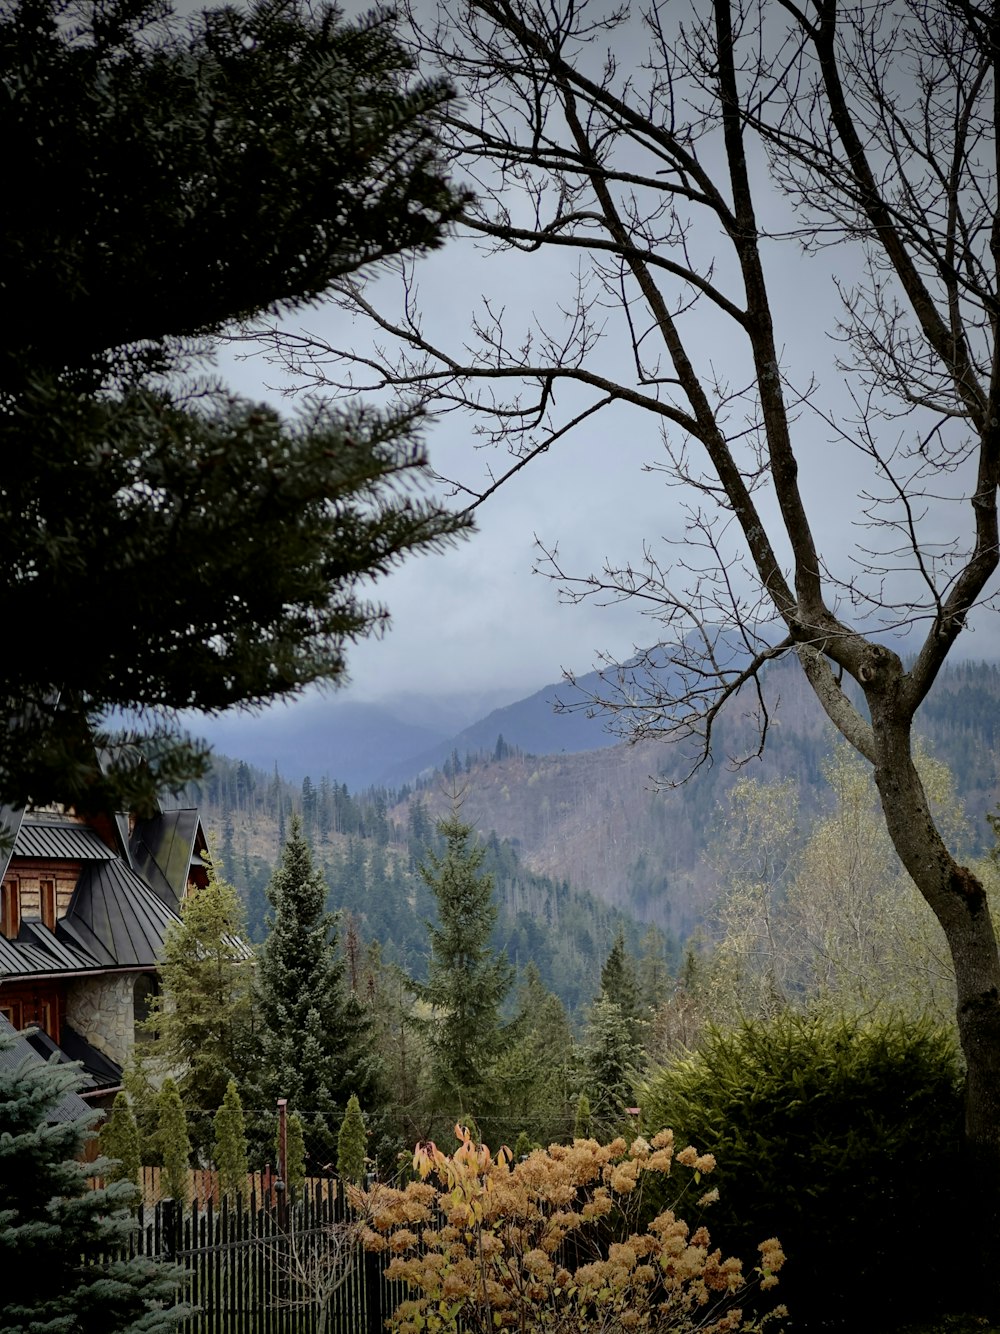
left=442, top=1272, right=471, bottom=1300
left=646, top=1148, right=675, bottom=1173
left=389, top=1229, right=419, bottom=1253
left=675, top=1145, right=699, bottom=1167
left=609, top=1160, right=640, bottom=1193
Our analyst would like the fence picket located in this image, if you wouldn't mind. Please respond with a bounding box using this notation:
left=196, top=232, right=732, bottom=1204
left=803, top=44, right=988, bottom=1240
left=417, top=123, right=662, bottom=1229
left=108, top=1190, right=385, bottom=1334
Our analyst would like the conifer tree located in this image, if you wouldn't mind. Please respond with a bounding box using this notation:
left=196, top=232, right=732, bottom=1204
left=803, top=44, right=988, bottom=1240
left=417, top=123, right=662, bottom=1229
left=491, top=964, right=574, bottom=1146
left=146, top=866, right=254, bottom=1143
left=283, top=1112, right=307, bottom=1203
left=257, top=816, right=385, bottom=1164
left=599, top=928, right=645, bottom=1048
left=581, top=996, right=644, bottom=1139
left=573, top=1093, right=592, bottom=1141
left=413, top=812, right=515, bottom=1127
left=0, top=1029, right=187, bottom=1333
left=336, top=1094, right=367, bottom=1184
left=0, top=0, right=469, bottom=815
left=100, top=1091, right=142, bottom=1193
left=157, top=1079, right=191, bottom=1207
left=214, top=1080, right=249, bottom=1205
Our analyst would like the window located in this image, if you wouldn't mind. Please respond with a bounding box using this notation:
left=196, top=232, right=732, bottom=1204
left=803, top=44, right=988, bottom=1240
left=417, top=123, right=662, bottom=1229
left=0, top=1000, right=22, bottom=1030
left=40, top=880, right=56, bottom=931
left=31, top=998, right=54, bottom=1038
left=0, top=881, right=19, bottom=939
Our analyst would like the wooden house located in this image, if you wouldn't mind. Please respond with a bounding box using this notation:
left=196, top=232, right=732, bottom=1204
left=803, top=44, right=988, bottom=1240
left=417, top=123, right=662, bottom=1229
left=0, top=798, right=210, bottom=1105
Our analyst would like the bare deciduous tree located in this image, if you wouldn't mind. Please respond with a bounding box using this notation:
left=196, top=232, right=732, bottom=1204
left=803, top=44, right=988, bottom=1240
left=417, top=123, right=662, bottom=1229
left=244, top=0, right=1000, bottom=1298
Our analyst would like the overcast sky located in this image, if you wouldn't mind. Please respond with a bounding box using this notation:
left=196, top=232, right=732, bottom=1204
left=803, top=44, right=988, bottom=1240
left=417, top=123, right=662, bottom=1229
left=206, top=0, right=1000, bottom=728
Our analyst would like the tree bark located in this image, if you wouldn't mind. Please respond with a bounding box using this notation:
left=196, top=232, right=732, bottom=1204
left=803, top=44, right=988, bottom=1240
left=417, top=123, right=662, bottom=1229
left=865, top=648, right=1000, bottom=1308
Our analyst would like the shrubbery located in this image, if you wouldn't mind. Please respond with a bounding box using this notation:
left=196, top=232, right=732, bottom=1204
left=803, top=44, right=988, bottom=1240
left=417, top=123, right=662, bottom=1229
left=639, top=1011, right=964, bottom=1328
left=354, top=1124, right=786, bottom=1333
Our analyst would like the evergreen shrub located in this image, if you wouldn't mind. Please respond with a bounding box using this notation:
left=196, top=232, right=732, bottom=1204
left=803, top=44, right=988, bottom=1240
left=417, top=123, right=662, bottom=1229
left=639, top=1010, right=964, bottom=1328
left=1, top=1029, right=187, bottom=1333
left=337, top=1094, right=367, bottom=1184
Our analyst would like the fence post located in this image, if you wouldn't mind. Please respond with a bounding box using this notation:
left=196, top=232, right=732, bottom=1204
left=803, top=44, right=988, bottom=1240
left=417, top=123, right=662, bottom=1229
left=364, top=1248, right=382, bottom=1334
left=276, top=1098, right=288, bottom=1230
left=159, top=1196, right=182, bottom=1262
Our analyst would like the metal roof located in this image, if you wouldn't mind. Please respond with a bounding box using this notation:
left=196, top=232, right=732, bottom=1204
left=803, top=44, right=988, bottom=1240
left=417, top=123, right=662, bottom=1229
left=18, top=917, right=101, bottom=971
left=0, top=1015, right=93, bottom=1122
left=57, top=1023, right=124, bottom=1091
left=0, top=806, right=25, bottom=884
left=0, top=929, right=78, bottom=977
left=129, top=808, right=203, bottom=910
left=13, top=821, right=115, bottom=862
left=63, top=859, right=181, bottom=969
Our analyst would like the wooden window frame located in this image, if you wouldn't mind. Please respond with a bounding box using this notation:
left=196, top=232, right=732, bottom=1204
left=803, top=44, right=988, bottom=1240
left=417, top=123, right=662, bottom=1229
left=1, top=880, right=19, bottom=939
left=0, top=1000, right=22, bottom=1030
left=39, top=879, right=56, bottom=931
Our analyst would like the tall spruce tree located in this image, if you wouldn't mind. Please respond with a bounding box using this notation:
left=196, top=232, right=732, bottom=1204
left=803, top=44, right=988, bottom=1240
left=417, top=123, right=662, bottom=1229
left=599, top=928, right=646, bottom=1050
left=0, top=1031, right=187, bottom=1334
left=256, top=816, right=385, bottom=1165
left=145, top=866, right=254, bottom=1146
left=491, top=964, right=574, bottom=1147
left=414, top=813, right=515, bottom=1128
left=581, top=995, right=644, bottom=1139
left=0, top=0, right=469, bottom=816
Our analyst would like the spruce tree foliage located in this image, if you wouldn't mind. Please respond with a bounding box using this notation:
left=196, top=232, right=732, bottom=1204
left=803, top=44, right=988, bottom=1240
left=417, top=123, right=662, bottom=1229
left=0, top=0, right=469, bottom=816
left=0, top=1031, right=187, bottom=1334
left=599, top=927, right=645, bottom=1048
left=413, top=812, right=515, bottom=1126
left=283, top=1112, right=307, bottom=1204
left=145, top=866, right=254, bottom=1144
left=256, top=816, right=385, bottom=1164
left=581, top=995, right=644, bottom=1139
left=572, top=1093, right=591, bottom=1141
left=214, top=1080, right=249, bottom=1205
left=492, top=964, right=575, bottom=1147
left=336, top=1094, right=367, bottom=1185
left=156, top=1078, right=192, bottom=1207
left=100, top=1090, right=142, bottom=1193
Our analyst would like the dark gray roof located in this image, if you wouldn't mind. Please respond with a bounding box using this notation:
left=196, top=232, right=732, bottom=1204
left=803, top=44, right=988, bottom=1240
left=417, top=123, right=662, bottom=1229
left=0, top=918, right=100, bottom=977
left=62, top=860, right=181, bottom=968
left=19, top=917, right=101, bottom=970
left=55, top=1024, right=124, bottom=1092
left=0, top=1015, right=93, bottom=1122
left=129, top=809, right=203, bottom=911
left=14, top=820, right=115, bottom=861
left=0, top=805, right=25, bottom=884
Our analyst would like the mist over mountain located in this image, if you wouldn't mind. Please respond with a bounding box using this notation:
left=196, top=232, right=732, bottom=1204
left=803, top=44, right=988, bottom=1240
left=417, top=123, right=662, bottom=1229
left=187, top=686, right=519, bottom=788
left=189, top=668, right=633, bottom=790
left=195, top=651, right=1000, bottom=961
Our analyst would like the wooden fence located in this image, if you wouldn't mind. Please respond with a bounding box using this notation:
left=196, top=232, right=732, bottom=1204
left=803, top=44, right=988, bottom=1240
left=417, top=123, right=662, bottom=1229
left=128, top=1185, right=401, bottom=1334
left=129, top=1166, right=337, bottom=1210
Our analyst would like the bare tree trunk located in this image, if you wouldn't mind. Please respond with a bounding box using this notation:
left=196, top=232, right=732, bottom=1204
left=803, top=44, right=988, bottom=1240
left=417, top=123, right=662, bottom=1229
left=866, top=653, right=1000, bottom=1304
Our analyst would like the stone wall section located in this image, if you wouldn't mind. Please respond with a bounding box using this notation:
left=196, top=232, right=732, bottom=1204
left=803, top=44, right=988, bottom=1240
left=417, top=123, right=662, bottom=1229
left=66, top=973, right=135, bottom=1067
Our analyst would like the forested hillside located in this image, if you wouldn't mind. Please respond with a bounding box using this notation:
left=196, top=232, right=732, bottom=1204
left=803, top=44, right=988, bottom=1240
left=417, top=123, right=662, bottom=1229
left=187, top=654, right=999, bottom=1007
left=188, top=762, right=671, bottom=1020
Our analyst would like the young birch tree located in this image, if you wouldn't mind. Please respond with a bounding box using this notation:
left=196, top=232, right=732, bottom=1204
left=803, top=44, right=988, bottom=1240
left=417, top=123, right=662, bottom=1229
left=249, top=0, right=1000, bottom=1298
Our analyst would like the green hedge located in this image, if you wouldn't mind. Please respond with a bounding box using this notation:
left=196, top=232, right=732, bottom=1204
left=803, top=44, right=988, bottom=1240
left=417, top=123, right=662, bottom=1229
left=640, top=1011, right=964, bottom=1329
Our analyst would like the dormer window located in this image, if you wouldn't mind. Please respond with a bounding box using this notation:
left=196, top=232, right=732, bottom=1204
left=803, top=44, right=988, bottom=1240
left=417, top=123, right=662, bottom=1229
left=1, top=880, right=19, bottom=938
